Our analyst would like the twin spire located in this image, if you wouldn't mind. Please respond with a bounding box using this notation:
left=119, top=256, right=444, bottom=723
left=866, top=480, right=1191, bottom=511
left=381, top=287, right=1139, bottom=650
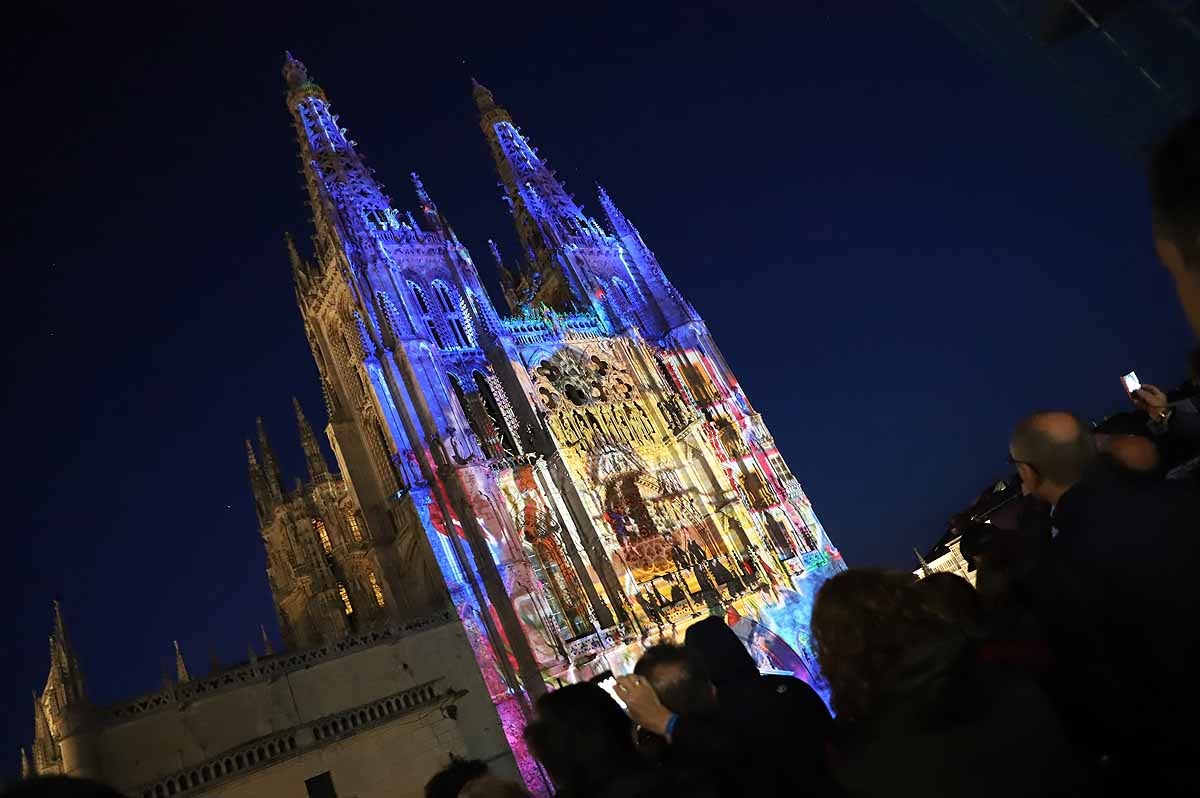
left=246, top=399, right=332, bottom=520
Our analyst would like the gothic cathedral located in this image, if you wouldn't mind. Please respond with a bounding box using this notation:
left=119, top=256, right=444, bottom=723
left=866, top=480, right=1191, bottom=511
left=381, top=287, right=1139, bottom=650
left=255, top=50, right=844, bottom=759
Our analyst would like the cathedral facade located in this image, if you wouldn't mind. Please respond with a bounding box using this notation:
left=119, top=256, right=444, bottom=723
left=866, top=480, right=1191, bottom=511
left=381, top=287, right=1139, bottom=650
left=19, top=54, right=844, bottom=796
left=271, top=52, right=844, bottom=781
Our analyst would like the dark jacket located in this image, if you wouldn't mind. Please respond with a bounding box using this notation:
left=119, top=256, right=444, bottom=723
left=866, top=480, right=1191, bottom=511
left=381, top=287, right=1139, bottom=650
left=1017, top=463, right=1200, bottom=771
left=674, top=618, right=839, bottom=796
left=832, top=636, right=1091, bottom=798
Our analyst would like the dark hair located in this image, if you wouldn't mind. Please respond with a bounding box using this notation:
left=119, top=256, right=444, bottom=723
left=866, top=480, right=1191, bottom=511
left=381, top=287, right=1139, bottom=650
left=425, top=758, right=488, bottom=798
left=1150, top=114, right=1200, bottom=268
left=523, top=683, right=640, bottom=795
left=1010, top=412, right=1095, bottom=486
left=683, top=617, right=758, bottom=689
left=916, top=571, right=981, bottom=628
left=1, top=778, right=125, bottom=798
left=633, top=644, right=716, bottom=716
left=812, top=568, right=956, bottom=722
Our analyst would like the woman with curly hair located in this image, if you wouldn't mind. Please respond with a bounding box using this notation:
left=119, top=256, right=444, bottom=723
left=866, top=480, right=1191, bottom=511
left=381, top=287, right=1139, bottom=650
left=812, top=568, right=1091, bottom=797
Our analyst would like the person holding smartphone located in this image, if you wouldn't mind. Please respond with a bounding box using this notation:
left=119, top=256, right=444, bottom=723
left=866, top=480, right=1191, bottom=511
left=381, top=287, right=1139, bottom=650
left=1130, top=380, right=1200, bottom=476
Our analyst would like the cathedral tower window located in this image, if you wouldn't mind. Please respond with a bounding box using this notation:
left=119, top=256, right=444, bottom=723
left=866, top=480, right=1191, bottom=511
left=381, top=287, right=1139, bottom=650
left=474, top=370, right=517, bottom=453
left=346, top=513, right=362, bottom=542
left=337, top=584, right=354, bottom=615
left=368, top=571, right=385, bottom=607
left=407, top=280, right=447, bottom=348
left=433, top=280, right=472, bottom=347
left=313, top=519, right=332, bottom=554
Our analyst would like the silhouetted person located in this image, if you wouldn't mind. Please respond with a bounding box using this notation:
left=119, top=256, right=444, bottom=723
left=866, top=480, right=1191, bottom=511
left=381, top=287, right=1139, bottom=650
left=425, top=758, right=488, bottom=798
left=620, top=621, right=837, bottom=796
left=523, top=683, right=642, bottom=797
left=813, top=569, right=1088, bottom=797
left=916, top=571, right=981, bottom=630
left=0, top=778, right=124, bottom=798
left=1009, top=411, right=1200, bottom=792
left=1149, top=114, right=1200, bottom=338
left=528, top=682, right=717, bottom=798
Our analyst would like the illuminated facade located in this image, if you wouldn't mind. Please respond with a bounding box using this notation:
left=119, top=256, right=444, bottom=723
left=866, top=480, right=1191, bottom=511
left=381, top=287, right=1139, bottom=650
left=277, top=51, right=845, bottom=783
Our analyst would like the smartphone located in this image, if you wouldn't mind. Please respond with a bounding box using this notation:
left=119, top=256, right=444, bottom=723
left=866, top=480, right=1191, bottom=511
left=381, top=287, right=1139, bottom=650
left=1121, top=371, right=1141, bottom=394
left=592, top=671, right=627, bottom=709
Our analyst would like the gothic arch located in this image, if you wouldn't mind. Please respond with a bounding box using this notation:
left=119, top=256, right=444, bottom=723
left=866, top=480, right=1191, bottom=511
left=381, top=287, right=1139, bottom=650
left=406, top=279, right=447, bottom=348
left=431, top=279, right=475, bottom=348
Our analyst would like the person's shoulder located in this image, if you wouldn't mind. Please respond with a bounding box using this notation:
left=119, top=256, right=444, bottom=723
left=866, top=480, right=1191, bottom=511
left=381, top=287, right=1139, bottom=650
left=751, top=675, right=833, bottom=717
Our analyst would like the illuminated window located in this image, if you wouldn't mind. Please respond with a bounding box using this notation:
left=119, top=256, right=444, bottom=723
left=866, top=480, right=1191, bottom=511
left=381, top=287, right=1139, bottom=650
left=408, top=280, right=447, bottom=349
left=368, top=571, right=385, bottom=607
left=346, top=514, right=362, bottom=542
left=338, top=584, right=354, bottom=615
left=313, top=519, right=332, bottom=554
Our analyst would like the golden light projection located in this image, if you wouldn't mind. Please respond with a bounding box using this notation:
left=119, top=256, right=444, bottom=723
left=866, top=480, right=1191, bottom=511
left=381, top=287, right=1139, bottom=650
left=337, top=584, right=353, bottom=615
left=314, top=518, right=332, bottom=554
left=368, top=571, right=385, bottom=607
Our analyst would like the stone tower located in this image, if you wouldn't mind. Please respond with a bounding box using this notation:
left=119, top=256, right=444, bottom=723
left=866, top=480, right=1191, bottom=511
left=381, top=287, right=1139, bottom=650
left=247, top=399, right=414, bottom=649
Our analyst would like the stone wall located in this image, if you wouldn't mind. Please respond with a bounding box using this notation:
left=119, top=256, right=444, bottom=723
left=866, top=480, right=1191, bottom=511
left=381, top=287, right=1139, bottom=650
left=75, top=617, right=518, bottom=797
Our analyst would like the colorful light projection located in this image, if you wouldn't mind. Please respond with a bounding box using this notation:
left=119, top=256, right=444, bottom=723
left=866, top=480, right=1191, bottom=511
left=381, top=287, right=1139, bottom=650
left=419, top=339, right=843, bottom=724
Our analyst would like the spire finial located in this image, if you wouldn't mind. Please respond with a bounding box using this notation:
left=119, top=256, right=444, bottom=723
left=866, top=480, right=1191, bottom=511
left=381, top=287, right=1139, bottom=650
left=293, top=397, right=331, bottom=481
left=260, top=624, right=275, bottom=656
left=282, top=51, right=312, bottom=90
left=20, top=747, right=30, bottom=780
left=255, top=417, right=285, bottom=501
left=245, top=438, right=258, bottom=467
left=173, top=640, right=191, bottom=684
left=285, top=231, right=304, bottom=271
left=472, top=77, right=497, bottom=114
left=410, top=172, right=435, bottom=212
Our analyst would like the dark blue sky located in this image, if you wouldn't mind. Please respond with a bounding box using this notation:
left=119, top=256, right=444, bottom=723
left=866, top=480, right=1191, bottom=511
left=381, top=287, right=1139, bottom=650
left=4, top=1, right=1190, bottom=770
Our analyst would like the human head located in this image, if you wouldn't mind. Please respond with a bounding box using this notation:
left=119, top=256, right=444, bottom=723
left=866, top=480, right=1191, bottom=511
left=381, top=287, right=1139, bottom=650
left=683, top=616, right=758, bottom=689
left=1009, top=411, right=1095, bottom=504
left=1099, top=433, right=1161, bottom=476
left=812, top=568, right=956, bottom=722
left=425, top=758, right=488, bottom=798
left=458, top=776, right=528, bottom=798
left=523, top=683, right=638, bottom=793
left=0, top=778, right=125, bottom=798
left=915, top=571, right=981, bottom=629
left=633, top=644, right=717, bottom=716
left=1149, top=114, right=1200, bottom=338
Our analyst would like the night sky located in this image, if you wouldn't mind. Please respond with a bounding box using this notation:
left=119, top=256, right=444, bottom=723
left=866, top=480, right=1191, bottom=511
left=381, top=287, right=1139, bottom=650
left=4, top=2, right=1191, bottom=771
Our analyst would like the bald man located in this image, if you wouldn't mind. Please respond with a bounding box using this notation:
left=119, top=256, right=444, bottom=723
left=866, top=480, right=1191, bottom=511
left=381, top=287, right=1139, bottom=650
left=1008, top=411, right=1200, bottom=791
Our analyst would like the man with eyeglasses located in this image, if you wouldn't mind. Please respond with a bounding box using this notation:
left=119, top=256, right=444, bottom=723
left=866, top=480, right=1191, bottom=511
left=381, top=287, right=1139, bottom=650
left=1007, top=411, right=1200, bottom=793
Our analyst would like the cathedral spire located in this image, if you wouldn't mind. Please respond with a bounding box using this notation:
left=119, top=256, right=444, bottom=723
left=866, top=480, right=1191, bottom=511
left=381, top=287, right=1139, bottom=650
left=46, top=601, right=85, bottom=707
left=173, top=640, right=191, bottom=684
left=285, top=231, right=310, bottom=289
left=31, top=690, right=57, bottom=775
left=282, top=51, right=317, bottom=94
left=246, top=438, right=273, bottom=524
left=256, top=418, right=286, bottom=502
left=20, top=746, right=30, bottom=780
left=293, top=397, right=331, bottom=481
left=473, top=79, right=595, bottom=309
left=284, top=52, right=397, bottom=267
